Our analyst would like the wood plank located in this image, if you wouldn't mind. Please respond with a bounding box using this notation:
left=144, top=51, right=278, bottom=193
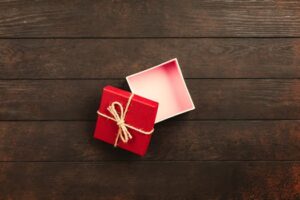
left=0, top=162, right=299, bottom=199
left=0, top=1, right=300, bottom=37
left=1, top=80, right=300, bottom=120
left=1, top=38, right=300, bottom=79
left=0, top=121, right=300, bottom=161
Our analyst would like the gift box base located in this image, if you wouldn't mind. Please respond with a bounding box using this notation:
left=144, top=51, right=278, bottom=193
left=126, top=58, right=195, bottom=123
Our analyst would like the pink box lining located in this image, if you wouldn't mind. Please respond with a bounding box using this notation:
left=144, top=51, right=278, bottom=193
left=126, top=58, right=195, bottom=123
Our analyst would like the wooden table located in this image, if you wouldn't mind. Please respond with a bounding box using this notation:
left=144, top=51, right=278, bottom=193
left=1, top=1, right=300, bottom=199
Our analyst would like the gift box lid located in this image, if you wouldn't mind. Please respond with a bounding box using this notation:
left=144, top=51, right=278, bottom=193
left=94, top=85, right=159, bottom=156
left=126, top=58, right=195, bottom=123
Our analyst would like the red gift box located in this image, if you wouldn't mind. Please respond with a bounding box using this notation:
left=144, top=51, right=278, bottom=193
left=94, top=85, right=159, bottom=156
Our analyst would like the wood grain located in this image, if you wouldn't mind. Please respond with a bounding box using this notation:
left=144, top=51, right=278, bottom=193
left=0, top=162, right=299, bottom=199
left=0, top=120, right=300, bottom=161
left=1, top=38, right=300, bottom=79
left=1, top=0, right=300, bottom=199
left=1, top=0, right=300, bottom=37
left=1, top=79, right=300, bottom=120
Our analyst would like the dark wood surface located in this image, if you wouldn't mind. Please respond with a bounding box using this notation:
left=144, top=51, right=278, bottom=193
left=2, top=80, right=300, bottom=120
left=1, top=1, right=300, bottom=199
left=1, top=162, right=299, bottom=200
left=1, top=120, right=300, bottom=161
left=1, top=0, right=300, bottom=37
left=1, top=39, right=300, bottom=79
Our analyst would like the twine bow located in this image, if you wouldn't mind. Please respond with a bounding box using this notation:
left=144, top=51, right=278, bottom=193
left=97, top=94, right=154, bottom=147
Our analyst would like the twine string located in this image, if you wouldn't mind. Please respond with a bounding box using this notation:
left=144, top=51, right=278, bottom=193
left=97, top=94, right=154, bottom=147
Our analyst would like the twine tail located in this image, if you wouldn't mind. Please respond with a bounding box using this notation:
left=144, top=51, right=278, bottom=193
left=114, top=130, right=121, bottom=147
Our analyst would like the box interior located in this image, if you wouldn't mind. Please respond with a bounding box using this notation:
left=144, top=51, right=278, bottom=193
left=126, top=59, right=195, bottom=123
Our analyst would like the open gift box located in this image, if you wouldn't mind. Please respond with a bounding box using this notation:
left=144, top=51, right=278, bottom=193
left=94, top=58, right=194, bottom=156
left=126, top=58, right=195, bottom=123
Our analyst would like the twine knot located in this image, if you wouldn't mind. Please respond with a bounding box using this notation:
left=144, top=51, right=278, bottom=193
left=97, top=93, right=154, bottom=147
left=116, top=119, right=125, bottom=126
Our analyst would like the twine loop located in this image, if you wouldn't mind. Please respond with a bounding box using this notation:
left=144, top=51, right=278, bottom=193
left=97, top=94, right=154, bottom=147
